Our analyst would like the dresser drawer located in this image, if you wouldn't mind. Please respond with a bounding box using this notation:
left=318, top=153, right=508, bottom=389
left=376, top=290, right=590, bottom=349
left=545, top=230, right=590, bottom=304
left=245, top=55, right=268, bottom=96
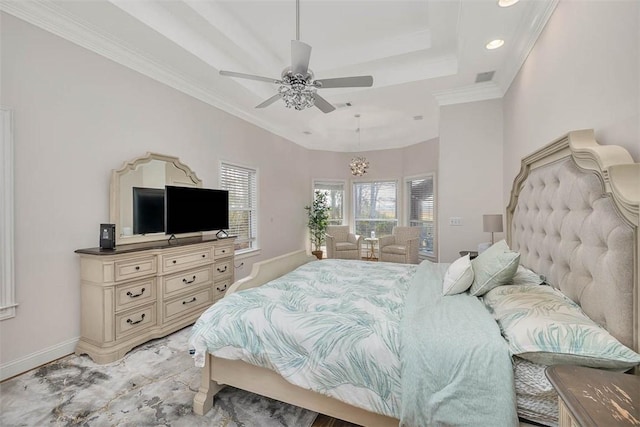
left=214, top=260, right=232, bottom=279
left=214, top=278, right=232, bottom=300
left=115, top=304, right=156, bottom=339
left=114, top=256, right=157, bottom=282
left=162, top=247, right=213, bottom=274
left=163, top=288, right=212, bottom=322
left=115, top=278, right=156, bottom=312
left=214, top=244, right=233, bottom=259
left=163, top=266, right=213, bottom=296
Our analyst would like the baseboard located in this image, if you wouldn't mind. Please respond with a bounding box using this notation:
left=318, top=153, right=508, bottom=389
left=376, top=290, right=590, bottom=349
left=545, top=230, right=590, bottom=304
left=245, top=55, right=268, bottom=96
left=0, top=337, right=78, bottom=381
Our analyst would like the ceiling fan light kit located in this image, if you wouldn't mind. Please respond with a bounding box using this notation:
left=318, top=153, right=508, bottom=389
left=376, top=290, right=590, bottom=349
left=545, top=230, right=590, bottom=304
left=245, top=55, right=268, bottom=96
left=278, top=71, right=316, bottom=110
left=218, top=0, right=373, bottom=114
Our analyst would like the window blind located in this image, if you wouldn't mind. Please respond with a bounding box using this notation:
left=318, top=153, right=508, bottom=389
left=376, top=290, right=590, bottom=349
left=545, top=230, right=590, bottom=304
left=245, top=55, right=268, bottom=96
left=220, top=163, right=257, bottom=251
left=407, top=176, right=434, bottom=256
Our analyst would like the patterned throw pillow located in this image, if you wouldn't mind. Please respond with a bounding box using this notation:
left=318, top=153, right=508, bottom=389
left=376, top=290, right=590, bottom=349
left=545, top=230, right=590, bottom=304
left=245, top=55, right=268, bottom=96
left=511, top=265, right=545, bottom=286
left=469, top=240, right=520, bottom=296
left=483, top=284, right=640, bottom=370
left=442, top=254, right=474, bottom=295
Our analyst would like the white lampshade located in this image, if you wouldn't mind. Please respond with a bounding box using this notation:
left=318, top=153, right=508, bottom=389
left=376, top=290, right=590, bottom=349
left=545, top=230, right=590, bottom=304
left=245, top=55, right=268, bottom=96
left=483, top=214, right=503, bottom=245
left=483, top=214, right=503, bottom=233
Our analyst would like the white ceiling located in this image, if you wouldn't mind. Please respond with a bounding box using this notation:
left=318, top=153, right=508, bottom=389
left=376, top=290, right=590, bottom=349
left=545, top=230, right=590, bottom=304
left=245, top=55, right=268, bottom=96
left=2, top=0, right=558, bottom=151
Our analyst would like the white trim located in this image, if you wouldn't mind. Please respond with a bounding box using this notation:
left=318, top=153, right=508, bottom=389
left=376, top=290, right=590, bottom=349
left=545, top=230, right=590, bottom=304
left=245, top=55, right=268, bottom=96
left=0, top=336, right=79, bottom=381
left=0, top=1, right=299, bottom=149
left=0, top=108, right=16, bottom=321
left=433, top=81, right=503, bottom=107
left=497, top=0, right=560, bottom=94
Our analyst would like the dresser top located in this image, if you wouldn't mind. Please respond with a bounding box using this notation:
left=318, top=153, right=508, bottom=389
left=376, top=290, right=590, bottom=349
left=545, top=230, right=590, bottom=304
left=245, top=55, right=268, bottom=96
left=546, top=365, right=640, bottom=427
left=75, top=235, right=235, bottom=256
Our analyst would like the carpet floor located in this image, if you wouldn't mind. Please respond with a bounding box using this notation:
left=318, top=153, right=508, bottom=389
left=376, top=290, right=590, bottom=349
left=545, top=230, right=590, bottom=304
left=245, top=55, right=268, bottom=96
left=0, top=326, right=318, bottom=427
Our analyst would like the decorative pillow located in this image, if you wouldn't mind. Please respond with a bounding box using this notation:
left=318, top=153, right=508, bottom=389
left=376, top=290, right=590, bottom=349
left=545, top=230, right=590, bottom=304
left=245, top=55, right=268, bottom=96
left=483, top=284, right=640, bottom=370
left=469, top=240, right=520, bottom=296
left=442, top=254, right=474, bottom=295
left=512, top=265, right=545, bottom=286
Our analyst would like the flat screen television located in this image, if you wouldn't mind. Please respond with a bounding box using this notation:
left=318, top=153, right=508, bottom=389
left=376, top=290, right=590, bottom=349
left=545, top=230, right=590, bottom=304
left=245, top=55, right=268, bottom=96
left=165, top=185, right=229, bottom=235
left=132, top=187, right=165, bottom=235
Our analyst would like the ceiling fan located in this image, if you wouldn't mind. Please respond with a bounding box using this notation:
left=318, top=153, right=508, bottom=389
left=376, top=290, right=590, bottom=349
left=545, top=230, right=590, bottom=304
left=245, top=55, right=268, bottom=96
left=218, top=0, right=374, bottom=113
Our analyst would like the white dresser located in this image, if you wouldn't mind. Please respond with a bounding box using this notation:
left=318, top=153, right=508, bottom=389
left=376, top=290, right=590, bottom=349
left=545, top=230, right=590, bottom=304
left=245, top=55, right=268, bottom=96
left=75, top=236, right=235, bottom=364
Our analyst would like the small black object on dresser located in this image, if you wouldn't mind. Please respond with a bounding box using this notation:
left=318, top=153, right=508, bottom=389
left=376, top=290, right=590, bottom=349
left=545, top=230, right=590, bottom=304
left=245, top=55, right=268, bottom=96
left=99, top=223, right=116, bottom=250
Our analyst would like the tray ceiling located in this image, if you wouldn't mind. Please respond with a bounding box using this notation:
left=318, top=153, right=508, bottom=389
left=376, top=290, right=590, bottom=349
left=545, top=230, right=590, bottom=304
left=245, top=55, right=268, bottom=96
left=1, top=0, right=558, bottom=151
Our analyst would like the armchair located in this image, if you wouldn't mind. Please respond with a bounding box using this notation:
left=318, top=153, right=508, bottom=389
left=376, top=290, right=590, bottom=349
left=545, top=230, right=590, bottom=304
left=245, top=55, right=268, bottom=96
left=325, top=226, right=362, bottom=260
left=379, top=226, right=421, bottom=264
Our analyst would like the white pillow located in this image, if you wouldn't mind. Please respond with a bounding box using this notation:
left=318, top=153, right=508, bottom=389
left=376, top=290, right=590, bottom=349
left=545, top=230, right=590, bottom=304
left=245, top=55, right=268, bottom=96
left=442, top=254, right=474, bottom=295
left=512, top=265, right=545, bottom=286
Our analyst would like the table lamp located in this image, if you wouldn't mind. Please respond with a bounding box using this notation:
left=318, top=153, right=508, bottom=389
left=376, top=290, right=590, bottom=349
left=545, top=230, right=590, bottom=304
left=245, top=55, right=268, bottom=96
left=483, top=214, right=503, bottom=245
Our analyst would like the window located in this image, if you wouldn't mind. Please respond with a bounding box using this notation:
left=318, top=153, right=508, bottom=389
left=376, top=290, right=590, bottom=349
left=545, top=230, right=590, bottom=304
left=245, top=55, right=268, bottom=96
left=313, top=181, right=345, bottom=225
left=220, top=162, right=258, bottom=253
left=353, top=181, right=397, bottom=238
left=0, top=108, right=16, bottom=320
left=406, top=174, right=436, bottom=258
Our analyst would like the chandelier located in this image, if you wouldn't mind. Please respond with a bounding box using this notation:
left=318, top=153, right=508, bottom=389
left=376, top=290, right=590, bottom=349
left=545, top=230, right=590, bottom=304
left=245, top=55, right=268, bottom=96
left=350, top=114, right=369, bottom=176
left=278, top=71, right=316, bottom=110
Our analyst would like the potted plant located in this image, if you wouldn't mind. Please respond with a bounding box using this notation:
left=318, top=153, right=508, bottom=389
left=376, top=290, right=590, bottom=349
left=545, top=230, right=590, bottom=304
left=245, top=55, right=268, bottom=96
left=305, top=190, right=330, bottom=260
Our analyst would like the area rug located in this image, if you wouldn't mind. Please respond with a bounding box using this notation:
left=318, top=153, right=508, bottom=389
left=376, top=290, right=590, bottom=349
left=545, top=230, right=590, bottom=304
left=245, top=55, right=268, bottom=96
left=0, top=326, right=318, bottom=427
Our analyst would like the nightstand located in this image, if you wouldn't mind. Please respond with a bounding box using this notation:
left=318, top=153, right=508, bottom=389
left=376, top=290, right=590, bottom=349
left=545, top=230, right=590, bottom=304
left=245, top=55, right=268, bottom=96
left=546, top=365, right=640, bottom=427
left=459, top=250, right=478, bottom=260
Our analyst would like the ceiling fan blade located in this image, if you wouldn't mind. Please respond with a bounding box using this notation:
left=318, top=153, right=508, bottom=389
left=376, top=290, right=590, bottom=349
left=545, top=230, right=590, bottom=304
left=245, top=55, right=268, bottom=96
left=315, top=76, right=374, bottom=88
left=219, top=70, right=280, bottom=84
left=291, top=40, right=312, bottom=75
left=255, top=94, right=282, bottom=109
left=313, top=93, right=336, bottom=113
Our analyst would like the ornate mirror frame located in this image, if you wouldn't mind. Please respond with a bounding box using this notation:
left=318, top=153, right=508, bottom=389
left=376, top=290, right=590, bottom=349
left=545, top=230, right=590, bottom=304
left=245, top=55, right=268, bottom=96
left=110, top=152, right=202, bottom=245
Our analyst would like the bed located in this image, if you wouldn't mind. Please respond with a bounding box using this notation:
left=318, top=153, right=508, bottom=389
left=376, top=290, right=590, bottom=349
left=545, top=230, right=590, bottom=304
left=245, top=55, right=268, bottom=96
left=189, top=129, right=640, bottom=426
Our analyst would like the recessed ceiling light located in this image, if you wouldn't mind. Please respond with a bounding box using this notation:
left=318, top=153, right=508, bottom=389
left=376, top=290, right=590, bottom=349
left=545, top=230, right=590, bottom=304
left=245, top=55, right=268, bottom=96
left=486, top=39, right=505, bottom=50
left=303, top=131, right=312, bottom=135
left=413, top=115, right=423, bottom=121
left=498, top=0, right=520, bottom=7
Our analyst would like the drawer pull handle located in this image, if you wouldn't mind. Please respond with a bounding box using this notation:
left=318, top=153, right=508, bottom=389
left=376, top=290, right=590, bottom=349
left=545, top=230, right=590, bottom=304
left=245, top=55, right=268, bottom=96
left=182, top=297, right=197, bottom=305
left=202, top=254, right=206, bottom=258
left=135, top=266, right=140, bottom=271
left=172, top=260, right=177, bottom=264
left=126, top=288, right=146, bottom=298
left=182, top=276, right=197, bottom=284
left=221, top=249, right=226, bottom=253
left=217, top=266, right=228, bottom=273
left=216, top=284, right=227, bottom=292
left=126, top=313, right=146, bottom=325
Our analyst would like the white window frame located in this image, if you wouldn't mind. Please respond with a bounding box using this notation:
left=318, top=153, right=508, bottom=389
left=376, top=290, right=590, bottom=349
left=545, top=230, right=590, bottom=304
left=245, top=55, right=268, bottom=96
left=312, top=179, right=347, bottom=226
left=351, top=178, right=399, bottom=239
left=1, top=108, right=16, bottom=320
left=219, top=161, right=259, bottom=258
left=404, top=172, right=437, bottom=261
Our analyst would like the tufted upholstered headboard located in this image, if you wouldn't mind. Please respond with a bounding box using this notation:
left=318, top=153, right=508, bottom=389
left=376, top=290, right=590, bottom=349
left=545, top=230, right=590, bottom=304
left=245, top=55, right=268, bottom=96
left=507, top=129, right=640, bottom=353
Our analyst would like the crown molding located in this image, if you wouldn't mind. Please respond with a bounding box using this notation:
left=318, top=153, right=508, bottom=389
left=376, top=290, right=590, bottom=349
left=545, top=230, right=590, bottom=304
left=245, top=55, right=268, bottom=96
left=434, top=0, right=558, bottom=106
left=433, top=81, right=503, bottom=106
left=0, top=0, right=298, bottom=146
left=496, top=0, right=560, bottom=94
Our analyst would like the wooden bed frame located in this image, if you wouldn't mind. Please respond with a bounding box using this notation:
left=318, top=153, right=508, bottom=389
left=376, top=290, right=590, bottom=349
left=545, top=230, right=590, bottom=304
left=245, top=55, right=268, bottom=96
left=193, top=130, right=640, bottom=425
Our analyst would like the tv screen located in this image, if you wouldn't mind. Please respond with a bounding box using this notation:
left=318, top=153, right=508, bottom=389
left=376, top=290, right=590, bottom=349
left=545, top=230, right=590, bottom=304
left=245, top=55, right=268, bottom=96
left=165, top=186, right=229, bottom=235
left=132, top=187, right=165, bottom=235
